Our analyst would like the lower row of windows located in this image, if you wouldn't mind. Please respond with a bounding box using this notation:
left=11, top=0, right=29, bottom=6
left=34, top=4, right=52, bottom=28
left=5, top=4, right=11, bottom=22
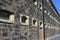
left=0, top=14, right=43, bottom=27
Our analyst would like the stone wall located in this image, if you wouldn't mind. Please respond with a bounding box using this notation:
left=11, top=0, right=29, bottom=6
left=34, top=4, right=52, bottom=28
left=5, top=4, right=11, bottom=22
left=0, top=0, right=60, bottom=40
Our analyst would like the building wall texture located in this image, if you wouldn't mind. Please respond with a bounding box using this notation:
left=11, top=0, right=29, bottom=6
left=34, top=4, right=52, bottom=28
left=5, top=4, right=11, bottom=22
left=0, top=0, right=60, bottom=40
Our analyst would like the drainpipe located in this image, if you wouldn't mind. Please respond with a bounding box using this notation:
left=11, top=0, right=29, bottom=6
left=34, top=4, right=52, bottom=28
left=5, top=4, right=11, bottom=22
left=42, top=0, right=45, bottom=40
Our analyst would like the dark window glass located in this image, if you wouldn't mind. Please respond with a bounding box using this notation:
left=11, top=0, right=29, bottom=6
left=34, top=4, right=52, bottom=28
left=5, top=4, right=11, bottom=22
left=21, top=16, right=27, bottom=23
left=33, top=20, right=36, bottom=25
left=40, top=22, right=42, bottom=26
left=0, top=9, right=13, bottom=20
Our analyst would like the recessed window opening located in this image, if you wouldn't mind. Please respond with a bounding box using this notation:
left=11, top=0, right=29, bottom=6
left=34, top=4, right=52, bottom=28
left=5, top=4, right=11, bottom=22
left=39, top=3, right=42, bottom=10
left=33, top=0, right=37, bottom=5
left=21, top=16, right=27, bottom=23
left=40, top=4, right=41, bottom=8
left=33, top=20, right=36, bottom=25
left=40, top=22, right=42, bottom=26
left=44, top=9, right=47, bottom=13
left=32, top=18, right=37, bottom=26
left=20, top=14, right=29, bottom=25
left=0, top=9, right=14, bottom=23
left=39, top=21, right=43, bottom=29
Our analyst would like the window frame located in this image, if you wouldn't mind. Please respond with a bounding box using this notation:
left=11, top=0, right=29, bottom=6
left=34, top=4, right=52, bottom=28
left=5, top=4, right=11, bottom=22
left=39, top=20, right=43, bottom=29
left=20, top=14, right=29, bottom=25
left=32, top=18, right=37, bottom=26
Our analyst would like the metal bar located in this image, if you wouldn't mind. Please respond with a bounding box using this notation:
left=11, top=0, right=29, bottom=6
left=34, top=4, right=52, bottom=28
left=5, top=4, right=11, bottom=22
left=42, top=0, right=45, bottom=40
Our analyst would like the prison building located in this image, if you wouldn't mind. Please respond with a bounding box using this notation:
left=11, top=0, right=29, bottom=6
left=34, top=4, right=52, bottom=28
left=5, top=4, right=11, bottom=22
left=0, top=0, right=60, bottom=40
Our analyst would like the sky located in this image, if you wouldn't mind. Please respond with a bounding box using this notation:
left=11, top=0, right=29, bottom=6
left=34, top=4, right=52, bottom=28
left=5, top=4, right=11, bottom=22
left=52, top=0, right=60, bottom=15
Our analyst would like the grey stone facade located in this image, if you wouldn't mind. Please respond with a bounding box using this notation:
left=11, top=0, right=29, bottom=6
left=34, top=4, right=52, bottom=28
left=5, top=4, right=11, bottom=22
left=0, top=0, right=60, bottom=40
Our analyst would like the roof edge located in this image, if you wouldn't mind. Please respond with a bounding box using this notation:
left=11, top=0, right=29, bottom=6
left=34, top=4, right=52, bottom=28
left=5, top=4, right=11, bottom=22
left=49, top=0, right=60, bottom=17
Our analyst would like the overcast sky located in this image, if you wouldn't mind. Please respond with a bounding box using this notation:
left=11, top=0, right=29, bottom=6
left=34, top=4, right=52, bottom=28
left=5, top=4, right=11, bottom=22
left=52, top=0, right=60, bottom=14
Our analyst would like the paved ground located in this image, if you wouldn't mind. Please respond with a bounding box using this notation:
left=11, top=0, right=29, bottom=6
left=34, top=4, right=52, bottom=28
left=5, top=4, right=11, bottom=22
left=50, top=36, right=60, bottom=40
left=46, top=34, right=60, bottom=40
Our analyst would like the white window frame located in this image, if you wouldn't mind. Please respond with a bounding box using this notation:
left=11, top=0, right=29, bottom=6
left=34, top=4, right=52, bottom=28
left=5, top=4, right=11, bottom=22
left=38, top=2, right=42, bottom=10
left=20, top=14, right=29, bottom=25
left=39, top=20, right=43, bottom=28
left=33, top=0, right=37, bottom=6
left=32, top=18, right=37, bottom=26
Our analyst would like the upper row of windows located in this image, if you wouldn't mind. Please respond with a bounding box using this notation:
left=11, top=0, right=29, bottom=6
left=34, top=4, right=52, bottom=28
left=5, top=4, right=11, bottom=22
left=32, top=0, right=42, bottom=10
